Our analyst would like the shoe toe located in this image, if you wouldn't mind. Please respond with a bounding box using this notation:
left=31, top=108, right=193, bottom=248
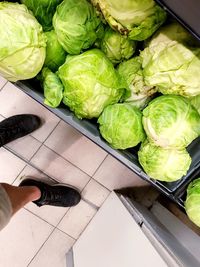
left=68, top=188, right=81, bottom=206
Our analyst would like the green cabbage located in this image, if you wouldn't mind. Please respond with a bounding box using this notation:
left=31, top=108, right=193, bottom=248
left=100, top=27, right=136, bottom=64
left=0, top=2, right=46, bottom=82
left=138, top=140, right=191, bottom=182
left=53, top=0, right=103, bottom=54
left=185, top=178, right=200, bottom=227
left=142, top=95, right=200, bottom=148
left=41, top=67, right=63, bottom=108
left=20, top=0, right=62, bottom=31
left=91, top=0, right=166, bottom=41
left=44, top=31, right=67, bottom=72
left=141, top=23, right=200, bottom=97
left=98, top=103, right=145, bottom=149
left=190, top=95, right=200, bottom=115
left=58, top=49, right=126, bottom=119
left=118, top=56, right=156, bottom=109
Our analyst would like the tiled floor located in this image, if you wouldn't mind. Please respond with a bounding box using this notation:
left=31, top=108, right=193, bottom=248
left=0, top=77, right=147, bottom=267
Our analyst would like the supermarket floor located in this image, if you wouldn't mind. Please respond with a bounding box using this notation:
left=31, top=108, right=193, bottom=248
left=0, top=76, right=147, bottom=267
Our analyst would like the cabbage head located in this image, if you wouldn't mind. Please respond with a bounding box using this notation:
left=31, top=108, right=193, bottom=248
left=0, top=2, right=46, bottom=82
left=185, top=178, right=200, bottom=227
left=58, top=49, right=126, bottom=119
left=53, top=0, right=103, bottom=54
left=91, top=0, right=166, bottom=41
left=98, top=103, right=145, bottom=149
left=21, top=0, right=62, bottom=31
left=142, top=95, right=200, bottom=148
left=100, top=27, right=136, bottom=64
left=141, top=23, right=200, bottom=97
left=44, top=31, right=67, bottom=72
left=118, top=56, right=156, bottom=109
left=190, top=95, right=200, bottom=115
left=41, top=67, right=63, bottom=108
left=138, top=141, right=191, bottom=182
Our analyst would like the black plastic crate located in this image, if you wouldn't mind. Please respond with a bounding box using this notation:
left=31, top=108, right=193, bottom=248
left=176, top=168, right=200, bottom=209
left=14, top=80, right=200, bottom=202
left=156, top=0, right=200, bottom=42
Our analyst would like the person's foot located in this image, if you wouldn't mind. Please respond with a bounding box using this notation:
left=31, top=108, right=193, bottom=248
left=19, top=178, right=81, bottom=207
left=0, top=114, right=41, bottom=146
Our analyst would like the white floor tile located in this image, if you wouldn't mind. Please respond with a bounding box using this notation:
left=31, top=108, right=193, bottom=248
left=0, top=147, right=26, bottom=184
left=25, top=203, right=69, bottom=227
left=29, top=229, right=75, bottom=267
left=0, top=82, right=60, bottom=142
left=93, top=155, right=148, bottom=191
left=82, top=179, right=110, bottom=207
left=58, top=200, right=97, bottom=239
left=45, top=121, right=107, bottom=176
left=31, top=145, right=90, bottom=190
left=6, top=135, right=41, bottom=160
left=0, top=75, right=7, bottom=89
left=0, top=208, right=53, bottom=267
left=14, top=165, right=49, bottom=183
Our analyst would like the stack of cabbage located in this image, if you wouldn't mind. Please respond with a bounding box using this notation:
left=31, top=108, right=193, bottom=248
left=1, top=1, right=200, bottom=186
left=138, top=95, right=200, bottom=182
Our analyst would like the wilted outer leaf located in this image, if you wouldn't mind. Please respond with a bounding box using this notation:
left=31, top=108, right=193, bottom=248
left=91, top=0, right=166, bottom=41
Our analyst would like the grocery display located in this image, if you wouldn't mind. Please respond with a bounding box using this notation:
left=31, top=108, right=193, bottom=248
left=1, top=0, right=200, bottom=220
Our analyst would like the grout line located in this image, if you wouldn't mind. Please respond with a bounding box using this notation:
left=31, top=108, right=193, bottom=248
left=30, top=118, right=61, bottom=144
left=81, top=197, right=99, bottom=210
left=27, top=226, right=76, bottom=267
left=23, top=207, right=56, bottom=228
left=67, top=205, right=98, bottom=241
left=92, top=154, right=108, bottom=178
left=9, top=119, right=61, bottom=185
left=91, top=153, right=108, bottom=177
left=24, top=206, right=81, bottom=241
left=0, top=81, right=8, bottom=92
left=27, top=226, right=57, bottom=267
left=54, top=227, right=76, bottom=241
left=42, top=143, right=93, bottom=179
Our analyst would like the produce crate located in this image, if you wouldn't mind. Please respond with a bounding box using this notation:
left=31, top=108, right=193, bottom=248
left=15, top=80, right=200, bottom=205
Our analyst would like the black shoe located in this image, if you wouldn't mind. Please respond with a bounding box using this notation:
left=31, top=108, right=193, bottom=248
left=19, top=178, right=81, bottom=207
left=0, top=114, right=41, bottom=146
